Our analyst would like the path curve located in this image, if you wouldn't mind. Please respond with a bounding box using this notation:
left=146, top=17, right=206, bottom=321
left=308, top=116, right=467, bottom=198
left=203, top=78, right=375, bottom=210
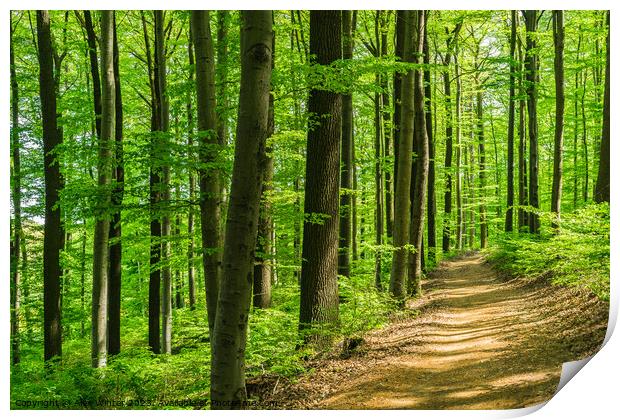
left=262, top=253, right=608, bottom=409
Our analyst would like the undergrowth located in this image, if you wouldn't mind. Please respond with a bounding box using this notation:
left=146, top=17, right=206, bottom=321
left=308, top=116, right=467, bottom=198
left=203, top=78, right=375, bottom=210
left=487, top=203, right=609, bottom=301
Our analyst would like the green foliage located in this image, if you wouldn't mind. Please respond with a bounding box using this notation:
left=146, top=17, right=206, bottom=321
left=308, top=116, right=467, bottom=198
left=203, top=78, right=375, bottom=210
left=488, top=203, right=610, bottom=300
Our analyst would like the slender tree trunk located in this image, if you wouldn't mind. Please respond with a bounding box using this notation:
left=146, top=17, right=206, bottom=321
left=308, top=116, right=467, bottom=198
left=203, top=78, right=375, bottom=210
left=594, top=11, right=610, bottom=203
left=216, top=11, right=229, bottom=147
left=299, top=11, right=342, bottom=342
left=392, top=11, right=406, bottom=193
left=441, top=23, right=462, bottom=253
left=154, top=10, right=172, bottom=355
left=476, top=88, right=487, bottom=248
left=374, top=85, right=384, bottom=290
left=407, top=11, right=429, bottom=296
left=107, top=12, right=123, bottom=356
left=10, top=17, right=21, bottom=365
left=338, top=10, right=354, bottom=279
left=523, top=10, right=540, bottom=234
left=192, top=11, right=222, bottom=339
left=144, top=9, right=161, bottom=354
left=37, top=10, right=63, bottom=363
left=389, top=10, right=415, bottom=300
left=187, top=28, right=197, bottom=311
left=424, top=22, right=436, bottom=265
left=210, top=10, right=272, bottom=408
left=517, top=35, right=528, bottom=230
left=506, top=11, right=517, bottom=232
left=91, top=10, right=115, bottom=368
left=581, top=71, right=589, bottom=202
left=455, top=47, right=463, bottom=249
left=381, top=16, right=394, bottom=240
left=254, top=27, right=275, bottom=309
left=551, top=11, right=565, bottom=229
left=84, top=11, right=102, bottom=139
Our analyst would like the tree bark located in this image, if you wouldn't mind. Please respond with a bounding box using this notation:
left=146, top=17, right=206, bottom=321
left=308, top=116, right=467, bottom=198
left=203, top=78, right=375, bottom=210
left=455, top=46, right=463, bottom=249
left=91, top=10, right=115, bottom=368
left=107, top=12, right=123, bottom=356
left=299, top=11, right=342, bottom=341
left=506, top=11, right=517, bottom=232
left=10, top=15, right=21, bottom=365
left=83, top=11, right=101, bottom=139
left=192, top=11, right=222, bottom=339
left=254, top=26, right=275, bottom=309
left=594, top=11, right=610, bottom=203
left=407, top=11, right=429, bottom=297
left=517, top=36, right=528, bottom=231
left=424, top=21, right=436, bottom=265
left=523, top=10, right=540, bottom=234
left=210, top=10, right=272, bottom=408
left=37, top=10, right=63, bottom=363
left=338, top=10, right=354, bottom=279
left=389, top=10, right=415, bottom=299
left=441, top=22, right=462, bottom=253
left=551, top=10, right=565, bottom=229
left=393, top=11, right=406, bottom=194
left=476, top=88, right=488, bottom=249
left=154, top=10, right=172, bottom=355
left=187, top=27, right=197, bottom=310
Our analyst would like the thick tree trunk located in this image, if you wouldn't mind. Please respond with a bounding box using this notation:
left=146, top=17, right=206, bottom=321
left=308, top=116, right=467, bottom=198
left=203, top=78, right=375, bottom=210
left=10, top=18, right=21, bottom=365
left=299, top=11, right=342, bottom=342
left=506, top=11, right=517, bottom=232
left=338, top=10, right=354, bottom=279
left=594, top=11, right=610, bottom=203
left=108, top=12, right=123, bottom=356
left=37, top=10, right=63, bottom=363
left=192, top=11, right=222, bottom=338
left=551, top=11, right=565, bottom=229
left=523, top=10, right=540, bottom=234
left=407, top=11, right=429, bottom=297
left=389, top=10, right=415, bottom=299
left=91, top=10, right=115, bottom=368
left=210, top=10, right=272, bottom=408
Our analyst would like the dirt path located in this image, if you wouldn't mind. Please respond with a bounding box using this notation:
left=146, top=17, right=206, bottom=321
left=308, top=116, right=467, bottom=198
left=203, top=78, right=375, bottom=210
left=260, top=253, right=608, bottom=409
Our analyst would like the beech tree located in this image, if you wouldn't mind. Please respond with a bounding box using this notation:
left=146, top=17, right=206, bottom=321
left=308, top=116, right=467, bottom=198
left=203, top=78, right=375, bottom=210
left=210, top=10, right=273, bottom=407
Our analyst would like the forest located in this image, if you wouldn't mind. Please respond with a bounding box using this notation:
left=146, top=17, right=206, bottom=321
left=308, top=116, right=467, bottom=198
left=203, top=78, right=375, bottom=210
left=10, top=9, right=610, bottom=409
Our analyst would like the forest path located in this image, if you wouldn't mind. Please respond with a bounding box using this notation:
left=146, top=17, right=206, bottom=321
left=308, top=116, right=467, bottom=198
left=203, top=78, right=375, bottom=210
left=264, top=253, right=608, bottom=409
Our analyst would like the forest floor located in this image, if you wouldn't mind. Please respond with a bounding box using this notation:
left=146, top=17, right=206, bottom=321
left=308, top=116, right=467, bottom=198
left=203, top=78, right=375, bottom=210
left=253, top=252, right=608, bottom=409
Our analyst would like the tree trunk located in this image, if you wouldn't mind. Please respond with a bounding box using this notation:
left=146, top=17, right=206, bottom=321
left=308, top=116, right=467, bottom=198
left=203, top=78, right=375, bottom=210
left=581, top=70, right=589, bottom=202
left=523, top=10, right=540, bottom=234
left=210, top=10, right=272, bottom=408
left=374, top=85, right=384, bottom=290
left=455, top=47, right=463, bottom=249
left=551, top=10, right=565, bottom=229
left=83, top=11, right=102, bottom=139
left=389, top=10, right=415, bottom=299
left=144, top=9, right=161, bottom=354
left=381, top=16, right=394, bottom=240
left=254, top=27, right=275, bottom=309
left=424, top=22, right=436, bottom=264
left=91, top=10, right=115, bottom=368
left=517, top=35, right=528, bottom=230
left=441, top=23, right=462, bottom=253
left=192, top=11, right=222, bottom=339
left=407, top=11, right=429, bottom=297
left=187, top=28, right=197, bottom=311
left=594, top=11, right=610, bottom=203
left=216, top=11, right=229, bottom=147
left=338, top=10, right=354, bottom=279
left=506, top=11, right=517, bottom=232
left=108, top=12, right=123, bottom=356
left=154, top=10, right=172, bottom=355
left=476, top=88, right=488, bottom=249
left=299, top=10, right=342, bottom=341
left=393, top=11, right=406, bottom=194
left=10, top=16, right=21, bottom=365
left=37, top=10, right=63, bottom=363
